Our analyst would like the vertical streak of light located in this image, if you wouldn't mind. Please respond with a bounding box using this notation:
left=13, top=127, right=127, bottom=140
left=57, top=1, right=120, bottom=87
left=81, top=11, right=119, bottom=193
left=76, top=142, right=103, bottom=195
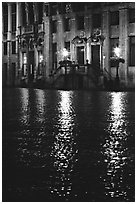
left=50, top=91, right=77, bottom=199
left=102, top=92, right=128, bottom=200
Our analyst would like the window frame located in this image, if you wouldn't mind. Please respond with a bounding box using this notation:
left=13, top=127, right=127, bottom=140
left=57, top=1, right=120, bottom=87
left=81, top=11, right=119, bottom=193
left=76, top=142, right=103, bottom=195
left=12, top=41, right=16, bottom=54
left=110, top=11, right=119, bottom=25
left=77, top=15, right=84, bottom=30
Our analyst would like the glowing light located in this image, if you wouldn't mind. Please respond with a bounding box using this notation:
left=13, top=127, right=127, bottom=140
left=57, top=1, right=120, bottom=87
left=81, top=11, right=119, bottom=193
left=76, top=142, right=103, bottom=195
left=39, top=54, right=43, bottom=63
left=114, top=47, right=121, bottom=58
left=62, top=48, right=69, bottom=58
left=50, top=91, right=77, bottom=198
left=102, top=92, right=129, bottom=200
left=20, top=88, right=29, bottom=124
left=35, top=89, right=45, bottom=123
left=24, top=56, right=27, bottom=64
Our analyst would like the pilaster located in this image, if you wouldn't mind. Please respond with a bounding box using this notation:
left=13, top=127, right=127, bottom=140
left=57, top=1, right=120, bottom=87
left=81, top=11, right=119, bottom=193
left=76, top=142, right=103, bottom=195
left=102, top=10, right=110, bottom=74
left=43, top=14, right=52, bottom=81
left=70, top=14, right=76, bottom=62
left=57, top=15, right=64, bottom=62
left=16, top=2, right=21, bottom=84
left=119, top=8, right=128, bottom=87
left=7, top=3, right=12, bottom=86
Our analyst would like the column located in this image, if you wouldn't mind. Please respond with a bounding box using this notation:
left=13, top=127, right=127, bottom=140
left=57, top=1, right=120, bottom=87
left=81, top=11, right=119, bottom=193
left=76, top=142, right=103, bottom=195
left=57, top=15, right=64, bottom=63
left=85, top=14, right=92, bottom=62
left=33, top=3, right=38, bottom=23
left=16, top=2, right=21, bottom=85
left=119, top=8, right=128, bottom=87
left=102, top=10, right=110, bottom=74
left=7, top=3, right=12, bottom=86
left=25, top=2, right=29, bottom=25
left=43, top=14, right=52, bottom=81
left=70, top=14, right=76, bottom=62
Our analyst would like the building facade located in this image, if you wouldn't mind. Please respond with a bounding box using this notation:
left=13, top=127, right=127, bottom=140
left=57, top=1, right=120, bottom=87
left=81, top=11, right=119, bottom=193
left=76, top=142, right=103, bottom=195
left=2, top=2, right=135, bottom=89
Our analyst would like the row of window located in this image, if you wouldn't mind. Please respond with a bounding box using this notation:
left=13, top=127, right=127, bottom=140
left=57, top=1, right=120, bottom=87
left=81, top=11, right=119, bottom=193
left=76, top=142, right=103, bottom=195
left=51, top=8, right=135, bottom=33
left=3, top=3, right=16, bottom=33
left=3, top=3, right=43, bottom=33
left=110, top=36, right=135, bottom=66
left=4, top=41, right=16, bottom=55
left=22, top=3, right=43, bottom=26
left=52, top=36, right=135, bottom=67
left=52, top=15, right=99, bottom=33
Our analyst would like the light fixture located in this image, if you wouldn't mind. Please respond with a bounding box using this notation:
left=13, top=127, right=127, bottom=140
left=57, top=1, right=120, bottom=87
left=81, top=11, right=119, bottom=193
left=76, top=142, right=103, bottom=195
left=39, top=54, right=43, bottom=63
left=24, top=54, right=27, bottom=64
left=114, top=47, right=121, bottom=58
left=62, top=48, right=69, bottom=58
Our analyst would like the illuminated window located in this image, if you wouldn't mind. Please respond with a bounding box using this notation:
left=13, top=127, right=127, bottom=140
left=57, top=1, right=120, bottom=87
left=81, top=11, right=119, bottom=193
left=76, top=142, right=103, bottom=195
left=129, top=36, right=135, bottom=66
left=110, top=11, right=119, bottom=25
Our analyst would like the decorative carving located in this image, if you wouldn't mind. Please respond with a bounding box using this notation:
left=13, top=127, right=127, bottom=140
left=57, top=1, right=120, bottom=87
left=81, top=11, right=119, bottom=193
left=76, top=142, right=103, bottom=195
left=87, top=29, right=105, bottom=44
left=65, top=3, right=72, bottom=13
left=72, top=35, right=87, bottom=45
left=17, top=23, right=45, bottom=50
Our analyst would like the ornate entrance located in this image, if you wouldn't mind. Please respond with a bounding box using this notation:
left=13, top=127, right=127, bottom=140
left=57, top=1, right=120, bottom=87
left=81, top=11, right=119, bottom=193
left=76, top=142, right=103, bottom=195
left=28, top=51, right=34, bottom=82
left=77, top=46, right=84, bottom=65
left=91, top=45, right=100, bottom=69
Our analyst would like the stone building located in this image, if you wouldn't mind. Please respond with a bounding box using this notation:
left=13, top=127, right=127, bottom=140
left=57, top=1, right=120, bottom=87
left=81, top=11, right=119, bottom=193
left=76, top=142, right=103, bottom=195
left=2, top=2, right=135, bottom=89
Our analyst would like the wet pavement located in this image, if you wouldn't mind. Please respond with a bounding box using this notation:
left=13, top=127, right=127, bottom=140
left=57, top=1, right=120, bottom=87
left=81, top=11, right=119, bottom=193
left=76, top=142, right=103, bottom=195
left=2, top=88, right=135, bottom=202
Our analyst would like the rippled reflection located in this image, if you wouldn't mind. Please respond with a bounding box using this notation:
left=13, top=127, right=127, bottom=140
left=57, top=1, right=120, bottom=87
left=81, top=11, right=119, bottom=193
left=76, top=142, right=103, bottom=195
left=102, top=92, right=130, bottom=201
left=35, top=89, right=46, bottom=125
left=50, top=91, right=78, bottom=200
left=19, top=88, right=30, bottom=125
left=17, top=89, right=47, bottom=168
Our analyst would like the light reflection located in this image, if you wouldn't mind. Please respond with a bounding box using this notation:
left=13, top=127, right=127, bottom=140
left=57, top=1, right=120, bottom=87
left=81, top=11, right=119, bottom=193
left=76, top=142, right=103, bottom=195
left=50, top=91, right=77, bottom=200
left=35, top=89, right=45, bottom=124
left=19, top=88, right=30, bottom=125
left=102, top=92, right=129, bottom=200
left=17, top=89, right=46, bottom=167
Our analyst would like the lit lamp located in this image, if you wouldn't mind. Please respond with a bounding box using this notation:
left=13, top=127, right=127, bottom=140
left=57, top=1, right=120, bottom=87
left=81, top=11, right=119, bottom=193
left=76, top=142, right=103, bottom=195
left=24, top=56, right=27, bottom=64
left=114, top=47, right=121, bottom=58
left=110, top=46, right=125, bottom=86
left=39, top=54, right=43, bottom=63
left=62, top=48, right=69, bottom=75
left=62, top=48, right=69, bottom=60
